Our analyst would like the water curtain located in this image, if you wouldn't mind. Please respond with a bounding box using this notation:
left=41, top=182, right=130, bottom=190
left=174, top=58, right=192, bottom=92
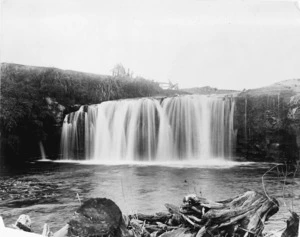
left=60, top=95, right=236, bottom=161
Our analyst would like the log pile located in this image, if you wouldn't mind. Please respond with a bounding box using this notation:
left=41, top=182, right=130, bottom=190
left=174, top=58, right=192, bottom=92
left=126, top=191, right=279, bottom=237
left=3, top=191, right=300, bottom=237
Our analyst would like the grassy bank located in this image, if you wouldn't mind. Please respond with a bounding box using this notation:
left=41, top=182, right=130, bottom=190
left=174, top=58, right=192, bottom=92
left=0, top=63, right=163, bottom=162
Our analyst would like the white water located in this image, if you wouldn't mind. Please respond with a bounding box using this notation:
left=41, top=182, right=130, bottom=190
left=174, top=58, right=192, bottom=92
left=52, top=159, right=255, bottom=169
left=38, top=141, right=47, bottom=160
left=60, top=95, right=236, bottom=161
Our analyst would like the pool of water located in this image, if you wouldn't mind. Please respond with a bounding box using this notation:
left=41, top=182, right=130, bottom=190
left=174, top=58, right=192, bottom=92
left=0, top=160, right=299, bottom=234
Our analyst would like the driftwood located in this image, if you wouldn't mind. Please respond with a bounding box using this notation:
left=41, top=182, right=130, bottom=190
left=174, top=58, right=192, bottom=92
left=2, top=191, right=297, bottom=237
left=127, top=191, right=279, bottom=237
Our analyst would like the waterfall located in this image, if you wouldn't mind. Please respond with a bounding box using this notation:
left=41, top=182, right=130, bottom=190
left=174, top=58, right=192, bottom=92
left=39, top=141, right=47, bottom=160
left=60, top=95, right=236, bottom=161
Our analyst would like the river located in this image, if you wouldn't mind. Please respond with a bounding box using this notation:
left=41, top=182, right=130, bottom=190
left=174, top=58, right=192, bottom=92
left=0, top=160, right=299, bottom=234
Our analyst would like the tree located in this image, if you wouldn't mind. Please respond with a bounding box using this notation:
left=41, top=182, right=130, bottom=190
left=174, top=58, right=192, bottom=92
left=112, top=63, right=134, bottom=78
left=112, top=63, right=126, bottom=77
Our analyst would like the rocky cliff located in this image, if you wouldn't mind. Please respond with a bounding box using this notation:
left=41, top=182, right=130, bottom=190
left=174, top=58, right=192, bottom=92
left=178, top=80, right=300, bottom=162
left=234, top=79, right=300, bottom=162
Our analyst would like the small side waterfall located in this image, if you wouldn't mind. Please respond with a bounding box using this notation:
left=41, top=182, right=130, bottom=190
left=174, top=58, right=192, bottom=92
left=60, top=95, right=236, bottom=161
left=39, top=141, right=47, bottom=160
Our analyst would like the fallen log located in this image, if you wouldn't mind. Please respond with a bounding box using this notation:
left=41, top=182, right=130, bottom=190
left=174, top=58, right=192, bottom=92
left=130, top=213, right=172, bottom=223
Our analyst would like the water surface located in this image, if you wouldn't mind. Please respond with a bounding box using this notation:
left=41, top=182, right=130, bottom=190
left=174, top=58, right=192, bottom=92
left=0, top=161, right=299, bottom=234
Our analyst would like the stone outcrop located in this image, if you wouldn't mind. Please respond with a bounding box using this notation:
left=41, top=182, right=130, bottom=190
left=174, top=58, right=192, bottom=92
left=68, top=198, right=130, bottom=237
left=287, top=94, right=300, bottom=157
left=45, top=97, right=65, bottom=126
left=234, top=80, right=300, bottom=162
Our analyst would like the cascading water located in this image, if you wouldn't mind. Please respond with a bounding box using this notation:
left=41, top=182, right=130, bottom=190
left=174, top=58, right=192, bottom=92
left=60, top=95, right=236, bottom=161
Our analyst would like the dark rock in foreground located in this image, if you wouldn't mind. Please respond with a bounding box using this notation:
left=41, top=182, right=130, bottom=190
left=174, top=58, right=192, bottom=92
left=68, top=198, right=130, bottom=237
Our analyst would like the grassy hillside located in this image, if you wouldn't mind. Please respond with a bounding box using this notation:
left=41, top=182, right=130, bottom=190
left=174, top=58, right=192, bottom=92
left=0, top=63, right=163, bottom=162
left=239, top=79, right=300, bottom=102
left=181, top=86, right=239, bottom=95
left=1, top=63, right=163, bottom=105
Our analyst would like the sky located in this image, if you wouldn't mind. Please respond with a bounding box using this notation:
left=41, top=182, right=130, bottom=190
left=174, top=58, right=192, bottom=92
left=1, top=0, right=300, bottom=90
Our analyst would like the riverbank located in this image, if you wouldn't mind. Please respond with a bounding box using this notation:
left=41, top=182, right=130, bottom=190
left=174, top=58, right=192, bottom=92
left=0, top=191, right=297, bottom=237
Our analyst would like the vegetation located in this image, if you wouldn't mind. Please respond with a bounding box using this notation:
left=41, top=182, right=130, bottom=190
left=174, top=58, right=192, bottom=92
left=0, top=63, right=163, bottom=162
left=181, top=86, right=239, bottom=95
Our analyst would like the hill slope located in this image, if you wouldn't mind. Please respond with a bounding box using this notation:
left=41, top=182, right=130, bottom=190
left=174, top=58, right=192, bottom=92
left=0, top=63, right=163, bottom=162
left=181, top=86, right=239, bottom=95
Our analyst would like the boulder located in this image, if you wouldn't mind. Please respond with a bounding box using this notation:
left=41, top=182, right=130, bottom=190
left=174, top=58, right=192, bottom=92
left=68, top=198, right=130, bottom=237
left=12, top=214, right=32, bottom=232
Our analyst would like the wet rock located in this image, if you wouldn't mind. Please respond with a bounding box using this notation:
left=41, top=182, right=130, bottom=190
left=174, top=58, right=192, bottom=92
left=68, top=198, right=131, bottom=237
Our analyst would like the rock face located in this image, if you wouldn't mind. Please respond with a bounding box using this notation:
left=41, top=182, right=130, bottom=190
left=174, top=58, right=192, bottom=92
left=45, top=97, right=65, bottom=125
left=172, top=79, right=300, bottom=162
left=68, top=198, right=129, bottom=237
left=288, top=94, right=300, bottom=157
left=234, top=80, right=300, bottom=162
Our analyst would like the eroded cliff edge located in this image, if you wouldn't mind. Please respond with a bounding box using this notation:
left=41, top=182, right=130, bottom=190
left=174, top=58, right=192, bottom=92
left=233, top=80, right=300, bottom=162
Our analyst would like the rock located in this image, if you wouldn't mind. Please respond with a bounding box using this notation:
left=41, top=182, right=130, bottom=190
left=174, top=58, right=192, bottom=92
left=13, top=214, right=32, bottom=232
left=68, top=198, right=131, bottom=237
left=281, top=212, right=299, bottom=237
left=45, top=97, right=66, bottom=124
left=235, top=94, right=299, bottom=162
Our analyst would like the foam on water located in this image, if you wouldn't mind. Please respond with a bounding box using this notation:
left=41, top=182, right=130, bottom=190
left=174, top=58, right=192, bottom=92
left=50, top=158, right=253, bottom=169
